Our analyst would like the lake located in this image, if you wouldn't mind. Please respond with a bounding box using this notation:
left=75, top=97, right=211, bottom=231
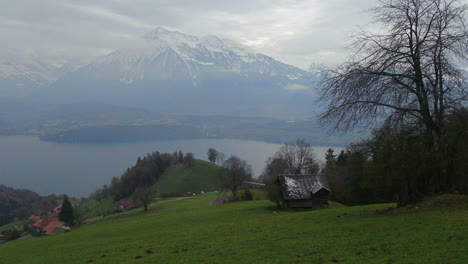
left=0, top=136, right=337, bottom=197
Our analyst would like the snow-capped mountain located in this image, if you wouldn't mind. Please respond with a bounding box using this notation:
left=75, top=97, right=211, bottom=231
left=47, top=27, right=318, bottom=117
left=1, top=27, right=318, bottom=117
left=0, top=53, right=76, bottom=99
left=74, top=26, right=308, bottom=84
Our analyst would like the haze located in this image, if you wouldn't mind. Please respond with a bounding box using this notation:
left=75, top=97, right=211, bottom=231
left=1, top=0, right=376, bottom=69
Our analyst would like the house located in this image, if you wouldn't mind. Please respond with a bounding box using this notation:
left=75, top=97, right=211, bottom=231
left=42, top=221, right=68, bottom=236
left=28, top=215, right=40, bottom=223
left=54, top=204, right=63, bottom=213
left=32, top=218, right=68, bottom=236
left=278, top=174, right=330, bottom=209
left=33, top=218, right=51, bottom=230
left=115, top=199, right=137, bottom=213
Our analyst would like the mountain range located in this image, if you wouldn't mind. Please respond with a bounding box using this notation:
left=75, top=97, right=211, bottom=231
left=1, top=27, right=320, bottom=118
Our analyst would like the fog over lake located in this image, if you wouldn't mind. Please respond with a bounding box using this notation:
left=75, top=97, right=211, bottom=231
left=0, top=136, right=336, bottom=197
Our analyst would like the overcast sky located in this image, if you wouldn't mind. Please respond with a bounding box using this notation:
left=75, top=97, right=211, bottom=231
left=1, top=0, right=377, bottom=69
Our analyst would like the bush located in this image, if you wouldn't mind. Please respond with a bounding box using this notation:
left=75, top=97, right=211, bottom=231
left=5, top=229, right=21, bottom=241
left=265, top=182, right=285, bottom=208
left=241, top=190, right=254, bottom=201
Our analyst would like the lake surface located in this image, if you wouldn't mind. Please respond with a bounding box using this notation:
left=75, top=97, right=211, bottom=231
left=0, top=136, right=337, bottom=197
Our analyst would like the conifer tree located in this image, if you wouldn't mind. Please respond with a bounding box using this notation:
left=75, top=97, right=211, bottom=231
left=59, top=195, right=74, bottom=226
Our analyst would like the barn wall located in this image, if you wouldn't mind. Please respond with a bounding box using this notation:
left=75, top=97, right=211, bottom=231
left=286, top=200, right=314, bottom=208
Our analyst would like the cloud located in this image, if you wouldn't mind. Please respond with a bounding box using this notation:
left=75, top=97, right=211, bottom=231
left=318, top=51, right=337, bottom=56
left=0, top=0, right=377, bottom=69
left=243, top=37, right=270, bottom=48
left=285, top=84, right=310, bottom=91
left=59, top=2, right=154, bottom=30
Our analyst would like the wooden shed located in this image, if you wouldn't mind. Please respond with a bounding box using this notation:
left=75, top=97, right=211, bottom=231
left=278, top=174, right=330, bottom=209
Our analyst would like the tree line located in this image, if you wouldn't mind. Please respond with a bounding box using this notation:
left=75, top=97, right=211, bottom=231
left=324, top=109, right=468, bottom=206
left=0, top=185, right=62, bottom=226
left=318, top=0, right=467, bottom=206
left=91, top=150, right=196, bottom=203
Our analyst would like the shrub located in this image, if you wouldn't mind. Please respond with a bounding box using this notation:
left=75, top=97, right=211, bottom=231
left=241, top=190, right=254, bottom=201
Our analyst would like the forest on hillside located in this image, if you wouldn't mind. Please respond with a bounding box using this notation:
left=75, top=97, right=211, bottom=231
left=0, top=185, right=61, bottom=226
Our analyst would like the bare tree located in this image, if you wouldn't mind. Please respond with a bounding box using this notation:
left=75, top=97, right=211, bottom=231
left=320, top=0, right=467, bottom=149
left=216, top=152, right=225, bottom=165
left=183, top=153, right=195, bottom=167
left=261, top=140, right=320, bottom=207
left=219, top=156, right=252, bottom=199
left=132, top=186, right=154, bottom=212
left=320, top=0, right=468, bottom=203
left=276, top=139, right=320, bottom=175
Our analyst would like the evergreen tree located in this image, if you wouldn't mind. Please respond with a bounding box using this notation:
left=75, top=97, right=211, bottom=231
left=325, top=148, right=336, bottom=160
left=336, top=150, right=348, bottom=167
left=59, top=195, right=74, bottom=226
left=178, top=150, right=184, bottom=163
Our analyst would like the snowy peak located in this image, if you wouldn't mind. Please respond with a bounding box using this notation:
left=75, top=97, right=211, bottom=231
left=140, top=27, right=255, bottom=58
left=87, top=26, right=312, bottom=85
left=144, top=27, right=195, bottom=41
left=0, top=54, right=62, bottom=84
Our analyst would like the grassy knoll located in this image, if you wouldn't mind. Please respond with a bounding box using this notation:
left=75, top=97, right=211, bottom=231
left=156, top=159, right=221, bottom=196
left=78, top=197, right=115, bottom=220
left=1, top=195, right=467, bottom=264
left=0, top=221, right=25, bottom=233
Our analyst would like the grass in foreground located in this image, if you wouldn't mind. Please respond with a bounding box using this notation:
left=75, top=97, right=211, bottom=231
left=0, top=194, right=466, bottom=264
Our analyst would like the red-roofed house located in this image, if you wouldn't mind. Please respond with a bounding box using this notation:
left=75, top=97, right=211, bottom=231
left=42, top=221, right=67, bottom=236
left=32, top=218, right=50, bottom=229
left=28, top=215, right=40, bottom=223
left=54, top=204, right=62, bottom=213
left=115, top=200, right=137, bottom=213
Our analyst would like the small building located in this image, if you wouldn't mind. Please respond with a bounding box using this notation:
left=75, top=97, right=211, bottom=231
left=115, top=199, right=137, bottom=213
left=32, top=218, right=68, bottom=236
left=278, top=174, right=330, bottom=209
left=33, top=218, right=51, bottom=230
left=53, top=204, right=63, bottom=213
left=42, top=221, right=68, bottom=236
left=28, top=215, right=41, bottom=223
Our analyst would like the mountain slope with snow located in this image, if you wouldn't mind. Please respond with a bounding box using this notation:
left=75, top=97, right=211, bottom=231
left=2, top=27, right=319, bottom=118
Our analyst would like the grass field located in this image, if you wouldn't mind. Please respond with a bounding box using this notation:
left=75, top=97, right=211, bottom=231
left=156, top=160, right=222, bottom=196
left=1, top=194, right=466, bottom=264
left=0, top=220, right=25, bottom=233
left=78, top=197, right=115, bottom=220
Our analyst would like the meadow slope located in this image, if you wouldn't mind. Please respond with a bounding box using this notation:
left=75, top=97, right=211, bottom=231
left=156, top=160, right=222, bottom=196
left=0, top=194, right=466, bottom=264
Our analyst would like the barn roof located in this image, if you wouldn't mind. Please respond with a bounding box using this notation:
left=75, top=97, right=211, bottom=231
left=42, top=221, right=65, bottom=236
left=33, top=219, right=50, bottom=229
left=279, top=174, right=330, bottom=200
left=28, top=215, right=40, bottom=223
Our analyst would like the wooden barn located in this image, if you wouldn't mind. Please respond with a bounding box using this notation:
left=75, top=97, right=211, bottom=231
left=278, top=174, right=330, bottom=209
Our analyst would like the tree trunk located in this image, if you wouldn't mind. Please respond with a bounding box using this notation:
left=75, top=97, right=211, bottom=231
left=232, top=188, right=238, bottom=201
left=398, top=175, right=424, bottom=207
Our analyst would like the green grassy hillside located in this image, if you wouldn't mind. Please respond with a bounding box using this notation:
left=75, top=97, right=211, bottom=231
left=1, top=194, right=466, bottom=264
left=0, top=220, right=25, bottom=233
left=156, top=159, right=222, bottom=197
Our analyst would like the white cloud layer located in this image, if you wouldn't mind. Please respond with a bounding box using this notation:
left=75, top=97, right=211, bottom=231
left=0, top=0, right=377, bottom=69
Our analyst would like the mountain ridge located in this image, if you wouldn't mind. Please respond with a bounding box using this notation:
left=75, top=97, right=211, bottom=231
left=1, top=27, right=320, bottom=118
